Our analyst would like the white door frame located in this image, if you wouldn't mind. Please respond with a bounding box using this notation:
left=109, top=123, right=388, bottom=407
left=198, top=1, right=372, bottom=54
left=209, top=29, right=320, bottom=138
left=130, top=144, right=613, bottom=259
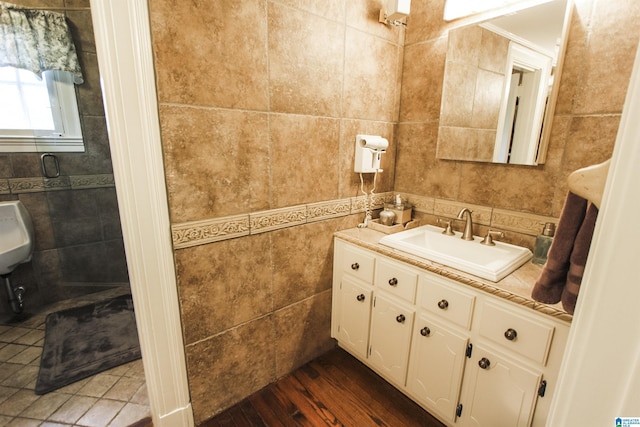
left=89, top=0, right=640, bottom=425
left=89, top=1, right=193, bottom=426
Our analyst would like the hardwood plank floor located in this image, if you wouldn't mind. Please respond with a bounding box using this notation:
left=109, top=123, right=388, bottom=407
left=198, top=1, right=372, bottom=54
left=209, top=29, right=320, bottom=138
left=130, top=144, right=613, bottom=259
left=200, top=348, right=446, bottom=427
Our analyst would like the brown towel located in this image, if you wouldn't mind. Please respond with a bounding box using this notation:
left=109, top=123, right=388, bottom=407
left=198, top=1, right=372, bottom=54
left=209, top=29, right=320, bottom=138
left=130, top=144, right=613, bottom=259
left=561, top=202, right=598, bottom=313
left=531, top=192, right=591, bottom=313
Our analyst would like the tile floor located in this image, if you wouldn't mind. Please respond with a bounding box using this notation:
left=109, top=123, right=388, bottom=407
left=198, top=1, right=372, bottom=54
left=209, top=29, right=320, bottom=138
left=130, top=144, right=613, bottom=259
left=0, top=288, right=151, bottom=427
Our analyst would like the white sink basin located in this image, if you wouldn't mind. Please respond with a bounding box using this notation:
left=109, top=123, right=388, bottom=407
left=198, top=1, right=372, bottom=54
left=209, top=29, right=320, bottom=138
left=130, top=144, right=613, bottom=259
left=379, top=224, right=532, bottom=282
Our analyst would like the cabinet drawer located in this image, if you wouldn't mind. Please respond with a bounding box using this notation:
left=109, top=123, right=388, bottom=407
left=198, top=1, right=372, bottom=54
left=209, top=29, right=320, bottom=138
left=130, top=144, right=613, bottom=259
left=478, top=301, right=554, bottom=365
left=419, top=274, right=475, bottom=330
left=341, top=244, right=375, bottom=284
left=374, top=258, right=418, bottom=303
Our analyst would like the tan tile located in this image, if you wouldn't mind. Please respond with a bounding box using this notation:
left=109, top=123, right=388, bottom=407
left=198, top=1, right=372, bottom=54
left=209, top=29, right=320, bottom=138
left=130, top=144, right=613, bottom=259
left=172, top=215, right=250, bottom=249
left=129, top=385, right=149, bottom=406
left=106, top=402, right=150, bottom=427
left=5, top=418, right=40, bottom=427
left=573, top=0, right=640, bottom=114
left=249, top=206, right=307, bottom=235
left=149, top=0, right=269, bottom=109
left=400, top=37, right=448, bottom=122
left=278, top=0, right=346, bottom=23
left=103, top=377, right=144, bottom=402
left=274, top=291, right=334, bottom=377
left=7, top=347, right=41, bottom=365
left=122, top=360, right=145, bottom=380
left=270, top=114, right=341, bottom=207
left=343, top=28, right=402, bottom=122
left=186, top=317, right=276, bottom=425
left=0, top=365, right=38, bottom=388
left=267, top=3, right=344, bottom=116
left=0, top=346, right=28, bottom=363
left=48, top=395, right=97, bottom=424
left=76, top=399, right=124, bottom=427
left=55, top=377, right=91, bottom=395
left=0, top=389, right=39, bottom=417
left=12, top=330, right=44, bottom=347
left=271, top=220, right=337, bottom=309
left=346, top=1, right=404, bottom=43
left=17, top=392, right=71, bottom=421
left=0, top=386, right=18, bottom=405
left=76, top=374, right=120, bottom=398
left=159, top=105, right=270, bottom=222
left=175, top=234, right=273, bottom=344
left=0, top=328, right=30, bottom=344
left=394, top=122, right=460, bottom=201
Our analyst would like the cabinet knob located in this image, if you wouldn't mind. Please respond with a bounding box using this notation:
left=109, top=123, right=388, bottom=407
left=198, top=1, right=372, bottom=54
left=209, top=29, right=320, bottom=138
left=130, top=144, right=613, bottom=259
left=351, top=262, right=359, bottom=271
left=420, top=326, right=431, bottom=337
left=388, top=277, right=398, bottom=286
left=437, top=299, right=449, bottom=310
left=504, top=328, right=518, bottom=341
left=356, top=294, right=365, bottom=302
left=396, top=314, right=406, bottom=323
left=478, top=357, right=491, bottom=370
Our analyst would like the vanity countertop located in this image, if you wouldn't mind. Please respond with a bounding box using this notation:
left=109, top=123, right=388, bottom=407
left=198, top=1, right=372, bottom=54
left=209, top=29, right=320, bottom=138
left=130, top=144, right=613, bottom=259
left=335, top=227, right=572, bottom=323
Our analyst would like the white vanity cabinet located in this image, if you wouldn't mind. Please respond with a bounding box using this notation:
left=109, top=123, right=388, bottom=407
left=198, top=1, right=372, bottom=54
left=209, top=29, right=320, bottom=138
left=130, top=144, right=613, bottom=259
left=331, top=238, right=570, bottom=427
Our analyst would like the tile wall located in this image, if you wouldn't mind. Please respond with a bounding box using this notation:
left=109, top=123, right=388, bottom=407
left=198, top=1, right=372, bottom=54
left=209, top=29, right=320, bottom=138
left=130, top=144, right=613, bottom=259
left=148, top=1, right=403, bottom=423
left=149, top=0, right=640, bottom=423
left=0, top=0, right=128, bottom=316
left=396, top=0, right=640, bottom=218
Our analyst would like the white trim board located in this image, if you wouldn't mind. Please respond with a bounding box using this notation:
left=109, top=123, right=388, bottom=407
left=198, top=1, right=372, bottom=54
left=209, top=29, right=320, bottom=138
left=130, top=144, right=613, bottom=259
left=89, top=1, right=194, bottom=426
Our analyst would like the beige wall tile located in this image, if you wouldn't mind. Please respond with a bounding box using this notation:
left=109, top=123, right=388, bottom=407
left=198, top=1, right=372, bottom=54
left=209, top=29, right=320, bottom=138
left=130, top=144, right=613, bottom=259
left=160, top=105, right=270, bottom=222
left=270, top=114, right=341, bottom=207
left=343, top=28, right=401, bottom=121
left=175, top=234, right=273, bottom=344
left=400, top=37, right=448, bottom=122
left=149, top=0, right=269, bottom=109
left=271, top=220, right=336, bottom=310
left=186, top=316, right=276, bottom=424
left=274, top=291, right=334, bottom=377
left=268, top=2, right=344, bottom=116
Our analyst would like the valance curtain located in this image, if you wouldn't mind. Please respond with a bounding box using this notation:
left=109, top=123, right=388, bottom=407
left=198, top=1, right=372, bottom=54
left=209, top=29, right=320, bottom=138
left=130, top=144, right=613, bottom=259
left=0, top=1, right=83, bottom=83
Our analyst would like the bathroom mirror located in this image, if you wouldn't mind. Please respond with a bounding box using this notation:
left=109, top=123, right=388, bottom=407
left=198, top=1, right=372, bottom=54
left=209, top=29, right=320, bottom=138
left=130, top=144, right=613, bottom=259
left=436, top=0, right=572, bottom=165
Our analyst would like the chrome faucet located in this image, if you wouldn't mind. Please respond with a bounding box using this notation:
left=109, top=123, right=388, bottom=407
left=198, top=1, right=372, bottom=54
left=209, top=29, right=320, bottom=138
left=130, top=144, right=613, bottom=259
left=457, top=208, right=474, bottom=241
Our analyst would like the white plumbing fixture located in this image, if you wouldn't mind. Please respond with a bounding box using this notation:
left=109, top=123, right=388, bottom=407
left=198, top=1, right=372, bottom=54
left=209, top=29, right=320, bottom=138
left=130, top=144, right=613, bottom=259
left=0, top=201, right=35, bottom=275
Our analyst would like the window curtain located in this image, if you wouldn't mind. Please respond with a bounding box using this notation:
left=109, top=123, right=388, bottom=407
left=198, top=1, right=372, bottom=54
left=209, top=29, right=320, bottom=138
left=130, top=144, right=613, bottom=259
left=0, top=1, right=83, bottom=83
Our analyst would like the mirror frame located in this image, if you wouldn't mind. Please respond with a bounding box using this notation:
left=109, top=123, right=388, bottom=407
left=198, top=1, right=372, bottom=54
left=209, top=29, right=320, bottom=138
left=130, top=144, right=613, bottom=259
left=437, top=0, right=574, bottom=165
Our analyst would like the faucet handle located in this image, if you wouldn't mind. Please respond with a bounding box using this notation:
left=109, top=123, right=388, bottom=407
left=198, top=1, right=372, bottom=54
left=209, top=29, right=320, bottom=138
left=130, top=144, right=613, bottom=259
left=438, top=218, right=455, bottom=236
left=480, top=230, right=504, bottom=246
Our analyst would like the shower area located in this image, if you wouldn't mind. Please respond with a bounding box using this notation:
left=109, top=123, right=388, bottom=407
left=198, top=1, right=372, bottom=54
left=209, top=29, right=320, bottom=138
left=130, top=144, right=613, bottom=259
left=0, top=2, right=129, bottom=318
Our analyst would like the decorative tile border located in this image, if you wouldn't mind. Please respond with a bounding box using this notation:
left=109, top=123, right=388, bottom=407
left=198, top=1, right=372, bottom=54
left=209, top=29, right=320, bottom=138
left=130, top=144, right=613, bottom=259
left=0, top=179, right=9, bottom=195
left=433, top=199, right=493, bottom=226
left=171, top=214, right=250, bottom=249
left=170, top=191, right=559, bottom=249
left=250, top=205, right=307, bottom=234
left=4, top=174, right=115, bottom=194
left=307, top=199, right=351, bottom=223
left=491, top=209, right=555, bottom=236
left=70, top=174, right=116, bottom=189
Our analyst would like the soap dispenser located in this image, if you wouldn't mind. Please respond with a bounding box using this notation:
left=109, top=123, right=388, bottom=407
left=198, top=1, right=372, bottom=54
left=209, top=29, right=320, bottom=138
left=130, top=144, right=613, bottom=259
left=532, top=222, right=556, bottom=265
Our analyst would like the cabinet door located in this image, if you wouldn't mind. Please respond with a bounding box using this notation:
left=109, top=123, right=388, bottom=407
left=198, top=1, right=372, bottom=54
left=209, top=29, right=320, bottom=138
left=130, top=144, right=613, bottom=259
left=458, top=345, right=541, bottom=427
left=407, top=313, right=468, bottom=424
left=336, top=276, right=373, bottom=359
left=369, top=293, right=415, bottom=385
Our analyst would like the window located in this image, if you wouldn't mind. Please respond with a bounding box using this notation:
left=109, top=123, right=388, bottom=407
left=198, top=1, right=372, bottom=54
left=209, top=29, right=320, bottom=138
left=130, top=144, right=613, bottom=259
left=0, top=67, right=84, bottom=152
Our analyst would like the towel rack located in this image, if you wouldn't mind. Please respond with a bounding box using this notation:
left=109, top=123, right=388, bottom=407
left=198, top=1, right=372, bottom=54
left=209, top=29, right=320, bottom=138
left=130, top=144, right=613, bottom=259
left=567, top=159, right=610, bottom=208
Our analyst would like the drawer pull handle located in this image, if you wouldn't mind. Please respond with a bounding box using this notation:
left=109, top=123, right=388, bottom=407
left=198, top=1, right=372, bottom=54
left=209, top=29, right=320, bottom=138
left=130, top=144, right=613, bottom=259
left=504, top=328, right=518, bottom=341
left=396, top=314, right=406, bottom=323
left=478, top=357, right=491, bottom=370
left=437, top=299, right=449, bottom=310
left=388, top=278, right=398, bottom=286
left=420, top=326, right=431, bottom=337
left=356, top=294, right=365, bottom=302
left=351, top=263, right=360, bottom=271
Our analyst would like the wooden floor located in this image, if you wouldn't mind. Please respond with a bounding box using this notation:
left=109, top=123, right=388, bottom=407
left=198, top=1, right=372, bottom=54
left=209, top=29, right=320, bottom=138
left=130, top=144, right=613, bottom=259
left=200, top=348, right=446, bottom=427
